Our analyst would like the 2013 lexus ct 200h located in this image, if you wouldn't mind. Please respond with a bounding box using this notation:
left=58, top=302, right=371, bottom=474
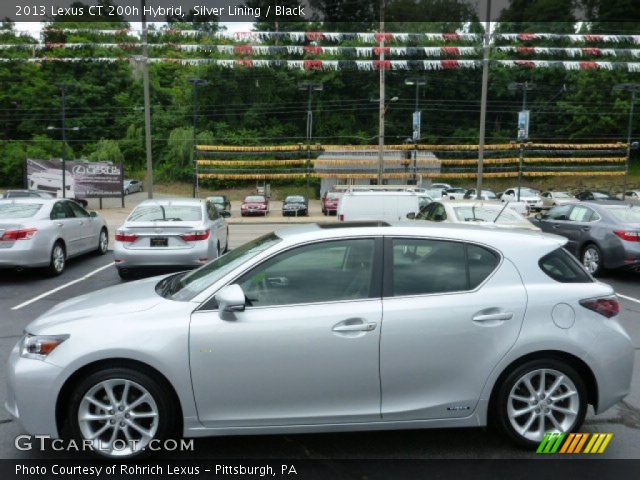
left=6, top=223, right=634, bottom=458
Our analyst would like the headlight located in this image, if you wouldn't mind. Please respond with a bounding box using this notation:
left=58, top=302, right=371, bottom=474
left=20, top=334, right=69, bottom=360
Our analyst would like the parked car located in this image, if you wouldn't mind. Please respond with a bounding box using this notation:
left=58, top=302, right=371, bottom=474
left=616, top=190, right=640, bottom=202
left=123, top=179, right=143, bottom=195
left=444, top=187, right=467, bottom=200
left=531, top=201, right=640, bottom=275
left=463, top=188, right=498, bottom=200
left=575, top=190, right=619, bottom=202
left=241, top=195, right=269, bottom=217
left=6, top=223, right=633, bottom=458
left=0, top=198, right=108, bottom=275
left=430, top=182, right=452, bottom=190
left=207, top=195, right=231, bottom=214
left=501, top=187, right=544, bottom=211
left=338, top=191, right=432, bottom=222
left=541, top=191, right=576, bottom=209
left=426, top=188, right=447, bottom=199
left=321, top=190, right=342, bottom=215
left=410, top=200, right=539, bottom=231
left=114, top=199, right=229, bottom=279
left=282, top=195, right=308, bottom=216
left=2, top=189, right=55, bottom=199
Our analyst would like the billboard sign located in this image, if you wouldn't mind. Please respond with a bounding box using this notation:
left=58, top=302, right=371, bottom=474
left=26, top=159, right=123, bottom=199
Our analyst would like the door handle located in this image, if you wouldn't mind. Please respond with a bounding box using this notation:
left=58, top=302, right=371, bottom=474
left=56, top=222, right=63, bottom=227
left=552, top=224, right=560, bottom=229
left=472, top=312, right=513, bottom=322
left=332, top=321, right=377, bottom=332
left=581, top=226, right=590, bottom=231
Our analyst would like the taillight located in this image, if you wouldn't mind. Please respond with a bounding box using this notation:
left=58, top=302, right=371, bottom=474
left=1, top=228, right=37, bottom=241
left=181, top=229, right=210, bottom=242
left=614, top=230, right=640, bottom=242
left=339, top=214, right=344, bottom=222
left=579, top=296, right=619, bottom=318
left=115, top=231, right=138, bottom=242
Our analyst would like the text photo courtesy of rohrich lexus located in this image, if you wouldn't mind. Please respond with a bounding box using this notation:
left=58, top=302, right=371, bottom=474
left=1, top=1, right=640, bottom=479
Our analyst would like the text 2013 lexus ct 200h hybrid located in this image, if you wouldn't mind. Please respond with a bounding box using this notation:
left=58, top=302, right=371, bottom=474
left=6, top=223, right=634, bottom=458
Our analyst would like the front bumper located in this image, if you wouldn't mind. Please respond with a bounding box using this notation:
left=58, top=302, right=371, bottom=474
left=5, top=340, right=62, bottom=437
left=114, top=242, right=210, bottom=268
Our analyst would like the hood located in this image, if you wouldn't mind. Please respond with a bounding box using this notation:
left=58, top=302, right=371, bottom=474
left=243, top=202, right=266, bottom=207
left=27, top=275, right=167, bottom=333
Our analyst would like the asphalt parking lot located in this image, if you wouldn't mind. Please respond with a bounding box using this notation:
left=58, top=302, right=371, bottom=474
left=0, top=222, right=639, bottom=459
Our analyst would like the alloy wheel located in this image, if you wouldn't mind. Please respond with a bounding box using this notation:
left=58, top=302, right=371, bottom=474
left=52, top=245, right=65, bottom=273
left=582, top=247, right=600, bottom=274
left=507, top=368, right=580, bottom=442
left=77, top=379, right=159, bottom=457
left=99, top=230, right=108, bottom=254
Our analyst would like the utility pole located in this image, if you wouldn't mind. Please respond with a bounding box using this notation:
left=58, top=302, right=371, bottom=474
left=189, top=78, right=208, bottom=199
left=510, top=81, right=535, bottom=201
left=141, top=0, right=154, bottom=199
left=50, top=83, right=76, bottom=199
left=614, top=83, right=639, bottom=198
left=476, top=0, right=492, bottom=200
left=299, top=81, right=323, bottom=193
left=405, top=77, right=426, bottom=184
left=377, top=0, right=386, bottom=185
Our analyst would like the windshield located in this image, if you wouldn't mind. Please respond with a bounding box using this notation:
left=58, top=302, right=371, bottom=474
left=128, top=204, right=202, bottom=222
left=605, top=205, right=640, bottom=223
left=209, top=196, right=225, bottom=203
left=454, top=206, right=523, bottom=223
left=517, top=188, right=538, bottom=196
left=552, top=192, right=572, bottom=198
left=593, top=192, right=613, bottom=199
left=162, top=233, right=282, bottom=301
left=327, top=192, right=342, bottom=200
left=418, top=196, right=433, bottom=208
left=286, top=196, right=305, bottom=203
left=479, top=191, right=497, bottom=199
left=245, top=196, right=265, bottom=202
left=0, top=203, right=42, bottom=219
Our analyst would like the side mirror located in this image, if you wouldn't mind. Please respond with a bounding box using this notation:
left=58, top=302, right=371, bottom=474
left=90, top=211, right=98, bottom=217
left=220, top=210, right=231, bottom=218
left=406, top=212, right=416, bottom=220
left=214, top=284, right=246, bottom=313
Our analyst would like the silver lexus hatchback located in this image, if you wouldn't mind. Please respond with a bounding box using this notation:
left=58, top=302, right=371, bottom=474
left=114, top=199, right=229, bottom=279
left=6, top=223, right=633, bottom=458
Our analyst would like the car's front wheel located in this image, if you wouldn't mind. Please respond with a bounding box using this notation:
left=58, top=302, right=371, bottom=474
left=65, top=367, right=179, bottom=459
left=582, top=244, right=604, bottom=276
left=494, top=359, right=587, bottom=448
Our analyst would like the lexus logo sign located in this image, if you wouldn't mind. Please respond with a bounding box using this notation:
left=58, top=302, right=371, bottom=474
left=72, top=165, right=121, bottom=175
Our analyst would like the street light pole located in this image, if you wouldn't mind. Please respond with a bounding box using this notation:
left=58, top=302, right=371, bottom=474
left=476, top=0, right=492, bottom=200
left=299, top=81, right=323, bottom=193
left=509, top=81, right=535, bottom=202
left=378, top=0, right=386, bottom=185
left=53, top=83, right=74, bottom=198
left=405, top=77, right=426, bottom=184
left=141, top=0, right=154, bottom=199
left=614, top=83, right=639, bottom=198
left=189, top=78, right=208, bottom=199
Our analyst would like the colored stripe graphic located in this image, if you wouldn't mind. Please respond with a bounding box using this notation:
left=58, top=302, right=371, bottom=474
left=540, top=433, right=614, bottom=454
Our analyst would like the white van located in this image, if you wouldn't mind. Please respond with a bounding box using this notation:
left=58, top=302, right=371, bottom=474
left=338, top=191, right=432, bottom=223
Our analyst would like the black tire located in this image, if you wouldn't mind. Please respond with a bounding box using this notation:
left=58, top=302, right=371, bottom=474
left=63, top=367, right=179, bottom=459
left=581, top=243, right=604, bottom=277
left=96, top=228, right=108, bottom=255
left=47, top=241, right=66, bottom=276
left=223, top=229, right=229, bottom=253
left=493, top=358, right=587, bottom=448
left=117, top=268, right=133, bottom=280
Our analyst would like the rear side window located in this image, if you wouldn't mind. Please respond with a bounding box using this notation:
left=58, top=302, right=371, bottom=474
left=390, top=239, right=500, bottom=296
left=539, top=249, right=592, bottom=283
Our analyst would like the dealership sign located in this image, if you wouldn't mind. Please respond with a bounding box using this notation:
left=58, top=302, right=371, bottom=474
left=26, top=159, right=123, bottom=198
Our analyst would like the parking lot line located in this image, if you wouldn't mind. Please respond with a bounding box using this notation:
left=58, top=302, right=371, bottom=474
left=10, top=263, right=114, bottom=311
left=617, top=293, right=640, bottom=305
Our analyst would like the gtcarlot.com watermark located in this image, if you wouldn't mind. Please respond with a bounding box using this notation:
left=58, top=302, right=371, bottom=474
left=14, top=434, right=194, bottom=453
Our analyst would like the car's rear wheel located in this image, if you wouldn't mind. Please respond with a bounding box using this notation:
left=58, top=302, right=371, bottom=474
left=96, top=229, right=108, bottom=255
left=65, top=367, right=179, bottom=459
left=117, top=268, right=133, bottom=280
left=494, top=359, right=587, bottom=448
left=48, top=242, right=66, bottom=276
left=582, top=244, right=603, bottom=276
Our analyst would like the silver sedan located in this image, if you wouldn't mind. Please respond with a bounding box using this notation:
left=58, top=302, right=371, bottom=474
left=6, top=223, right=634, bottom=458
left=0, top=198, right=108, bottom=275
left=114, top=198, right=229, bottom=279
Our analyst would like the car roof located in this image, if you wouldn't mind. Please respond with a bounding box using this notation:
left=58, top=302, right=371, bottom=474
left=580, top=200, right=629, bottom=207
left=136, top=198, right=204, bottom=206
left=0, top=197, right=58, bottom=205
left=343, top=191, right=427, bottom=196
left=273, top=222, right=565, bottom=257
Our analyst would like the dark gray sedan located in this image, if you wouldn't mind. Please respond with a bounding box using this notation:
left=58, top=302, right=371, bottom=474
left=282, top=195, right=309, bottom=216
left=532, top=201, right=640, bottom=275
